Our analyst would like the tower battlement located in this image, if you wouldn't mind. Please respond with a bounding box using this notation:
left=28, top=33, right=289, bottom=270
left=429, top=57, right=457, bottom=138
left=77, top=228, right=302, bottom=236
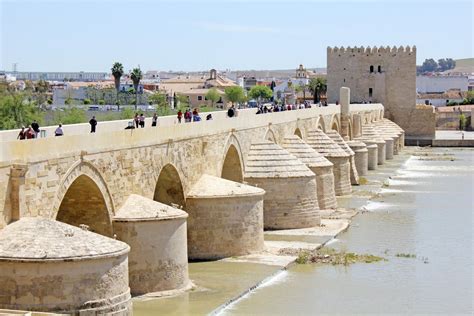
left=327, top=45, right=416, bottom=55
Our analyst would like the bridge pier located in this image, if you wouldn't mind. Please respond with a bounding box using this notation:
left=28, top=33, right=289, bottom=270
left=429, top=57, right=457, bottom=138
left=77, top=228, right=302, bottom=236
left=244, top=141, right=321, bottom=230
left=113, top=194, right=190, bottom=296
left=186, top=175, right=265, bottom=260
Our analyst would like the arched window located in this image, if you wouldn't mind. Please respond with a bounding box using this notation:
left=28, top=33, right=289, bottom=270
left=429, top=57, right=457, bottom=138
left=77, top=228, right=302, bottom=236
left=370, top=65, right=374, bottom=73
left=378, top=65, right=381, bottom=73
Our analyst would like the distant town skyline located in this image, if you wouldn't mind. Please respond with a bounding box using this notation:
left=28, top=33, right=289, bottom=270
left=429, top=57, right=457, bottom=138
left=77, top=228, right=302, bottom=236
left=1, top=0, right=472, bottom=73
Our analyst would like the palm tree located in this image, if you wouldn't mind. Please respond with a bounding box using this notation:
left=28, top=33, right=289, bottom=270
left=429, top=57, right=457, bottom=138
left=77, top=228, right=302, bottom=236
left=130, top=67, right=143, bottom=110
left=111, top=62, right=124, bottom=110
left=308, top=77, right=327, bottom=103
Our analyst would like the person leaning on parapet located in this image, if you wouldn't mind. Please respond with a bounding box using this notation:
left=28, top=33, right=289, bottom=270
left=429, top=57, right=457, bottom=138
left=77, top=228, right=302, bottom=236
left=177, top=110, right=183, bottom=123
left=55, top=124, right=64, bottom=136
left=152, top=112, right=158, bottom=127
left=139, top=114, right=145, bottom=128
left=31, top=120, right=40, bottom=138
left=89, top=116, right=97, bottom=133
left=17, top=126, right=26, bottom=140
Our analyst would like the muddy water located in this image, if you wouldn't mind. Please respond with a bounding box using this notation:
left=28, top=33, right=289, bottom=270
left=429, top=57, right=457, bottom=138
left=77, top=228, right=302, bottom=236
left=223, top=148, right=474, bottom=315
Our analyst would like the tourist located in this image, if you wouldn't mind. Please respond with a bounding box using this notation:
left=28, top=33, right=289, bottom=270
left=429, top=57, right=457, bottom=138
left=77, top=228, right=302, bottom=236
left=89, top=116, right=97, bottom=133
left=192, top=108, right=201, bottom=122
left=25, top=126, right=34, bottom=139
left=151, top=113, right=158, bottom=127
left=134, top=113, right=139, bottom=128
left=184, top=109, right=192, bottom=123
left=177, top=110, right=183, bottom=123
left=139, top=114, right=145, bottom=128
left=227, top=106, right=235, bottom=118
left=17, top=126, right=26, bottom=140
left=55, top=124, right=64, bottom=136
left=31, top=120, right=40, bottom=138
left=125, top=121, right=135, bottom=130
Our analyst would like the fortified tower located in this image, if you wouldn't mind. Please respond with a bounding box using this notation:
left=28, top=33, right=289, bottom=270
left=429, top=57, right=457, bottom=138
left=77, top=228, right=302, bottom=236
left=327, top=46, right=435, bottom=138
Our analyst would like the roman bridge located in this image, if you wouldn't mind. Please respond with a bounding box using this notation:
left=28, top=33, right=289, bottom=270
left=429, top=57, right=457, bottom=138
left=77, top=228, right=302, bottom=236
left=0, top=103, right=384, bottom=232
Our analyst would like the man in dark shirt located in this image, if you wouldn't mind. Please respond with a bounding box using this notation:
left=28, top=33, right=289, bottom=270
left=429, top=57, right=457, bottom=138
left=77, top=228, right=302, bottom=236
left=31, top=120, right=40, bottom=138
left=89, top=116, right=97, bottom=133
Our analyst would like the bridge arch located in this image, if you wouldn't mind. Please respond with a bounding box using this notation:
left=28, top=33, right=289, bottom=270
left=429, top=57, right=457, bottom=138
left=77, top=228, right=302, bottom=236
left=317, top=116, right=326, bottom=132
left=54, top=160, right=114, bottom=237
left=294, top=128, right=303, bottom=139
left=330, top=115, right=340, bottom=132
left=154, top=163, right=186, bottom=209
left=221, top=134, right=244, bottom=183
left=264, top=128, right=277, bottom=143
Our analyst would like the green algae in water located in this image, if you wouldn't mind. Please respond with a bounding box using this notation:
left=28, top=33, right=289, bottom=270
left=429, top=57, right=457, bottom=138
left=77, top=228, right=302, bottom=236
left=296, top=248, right=386, bottom=265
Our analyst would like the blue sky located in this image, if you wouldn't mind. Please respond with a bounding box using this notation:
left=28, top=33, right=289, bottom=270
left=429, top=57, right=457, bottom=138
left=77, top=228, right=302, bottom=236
left=1, top=0, right=472, bottom=72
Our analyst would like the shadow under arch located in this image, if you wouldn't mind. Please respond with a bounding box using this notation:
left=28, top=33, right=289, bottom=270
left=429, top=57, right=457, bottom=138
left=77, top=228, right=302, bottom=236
left=330, top=115, right=340, bottom=132
left=55, top=161, right=114, bottom=237
left=154, top=163, right=186, bottom=209
left=221, top=142, right=244, bottom=183
left=294, top=128, right=303, bottom=139
left=317, top=116, right=326, bottom=132
left=264, top=128, right=277, bottom=142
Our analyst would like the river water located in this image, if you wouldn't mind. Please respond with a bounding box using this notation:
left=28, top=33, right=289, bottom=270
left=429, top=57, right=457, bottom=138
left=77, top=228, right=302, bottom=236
left=222, top=148, right=474, bottom=315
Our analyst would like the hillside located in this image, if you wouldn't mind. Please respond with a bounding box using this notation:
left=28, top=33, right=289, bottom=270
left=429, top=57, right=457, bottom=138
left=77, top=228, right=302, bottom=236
left=444, top=58, right=474, bottom=74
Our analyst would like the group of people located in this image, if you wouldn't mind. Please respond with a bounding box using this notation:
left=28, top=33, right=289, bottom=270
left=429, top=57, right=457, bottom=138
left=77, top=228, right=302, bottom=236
left=176, top=108, right=213, bottom=123
left=17, top=120, right=41, bottom=140
left=255, top=101, right=319, bottom=114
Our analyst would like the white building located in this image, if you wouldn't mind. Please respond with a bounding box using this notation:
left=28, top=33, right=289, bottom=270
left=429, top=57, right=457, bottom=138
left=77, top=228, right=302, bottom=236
left=416, top=75, right=469, bottom=93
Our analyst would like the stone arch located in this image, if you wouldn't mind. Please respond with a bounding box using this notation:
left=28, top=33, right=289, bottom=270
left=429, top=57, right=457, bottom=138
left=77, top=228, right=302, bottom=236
left=264, top=128, right=277, bottom=143
left=294, top=128, right=303, bottom=139
left=154, top=163, right=186, bottom=209
left=221, top=135, right=244, bottom=183
left=330, top=115, right=340, bottom=132
left=54, top=160, right=114, bottom=237
left=317, top=116, right=326, bottom=132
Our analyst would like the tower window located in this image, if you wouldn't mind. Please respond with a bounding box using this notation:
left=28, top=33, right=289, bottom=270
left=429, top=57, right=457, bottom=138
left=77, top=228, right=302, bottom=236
left=370, top=65, right=374, bottom=73
left=378, top=65, right=381, bottom=73
left=343, top=78, right=345, bottom=83
left=369, top=88, right=373, bottom=98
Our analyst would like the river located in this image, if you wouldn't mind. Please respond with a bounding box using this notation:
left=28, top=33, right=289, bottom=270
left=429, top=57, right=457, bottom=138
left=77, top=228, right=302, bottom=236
left=222, top=148, right=473, bottom=315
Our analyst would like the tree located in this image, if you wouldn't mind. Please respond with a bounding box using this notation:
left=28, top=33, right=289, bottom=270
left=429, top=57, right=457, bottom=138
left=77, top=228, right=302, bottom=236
left=420, top=59, right=438, bottom=73
left=249, top=85, right=273, bottom=105
left=205, top=88, right=220, bottom=108
left=130, top=67, right=143, bottom=110
left=438, top=59, right=448, bottom=71
left=308, top=77, right=327, bottom=103
left=149, top=91, right=169, bottom=115
left=459, top=113, right=467, bottom=131
left=0, top=93, right=43, bottom=130
left=111, top=62, right=124, bottom=110
left=53, top=107, right=87, bottom=125
left=224, top=86, right=245, bottom=107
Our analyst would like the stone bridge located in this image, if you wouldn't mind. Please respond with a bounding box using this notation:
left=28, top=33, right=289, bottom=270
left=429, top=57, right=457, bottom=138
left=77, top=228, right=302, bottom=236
left=0, top=103, right=384, bottom=232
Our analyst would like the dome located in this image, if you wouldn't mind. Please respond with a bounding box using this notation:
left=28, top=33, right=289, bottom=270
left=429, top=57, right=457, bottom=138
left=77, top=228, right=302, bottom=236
left=244, top=141, right=315, bottom=178
left=114, top=194, right=188, bottom=222
left=281, top=135, right=333, bottom=168
left=306, top=129, right=349, bottom=158
left=325, top=130, right=355, bottom=156
left=187, top=174, right=264, bottom=198
left=0, top=217, right=129, bottom=261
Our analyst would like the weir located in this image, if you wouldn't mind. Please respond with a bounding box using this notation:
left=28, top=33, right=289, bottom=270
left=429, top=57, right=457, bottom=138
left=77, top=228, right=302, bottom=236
left=0, top=88, right=405, bottom=315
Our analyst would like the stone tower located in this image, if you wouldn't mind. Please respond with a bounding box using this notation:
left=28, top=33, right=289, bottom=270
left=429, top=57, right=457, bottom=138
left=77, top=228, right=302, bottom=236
left=327, top=46, right=435, bottom=138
